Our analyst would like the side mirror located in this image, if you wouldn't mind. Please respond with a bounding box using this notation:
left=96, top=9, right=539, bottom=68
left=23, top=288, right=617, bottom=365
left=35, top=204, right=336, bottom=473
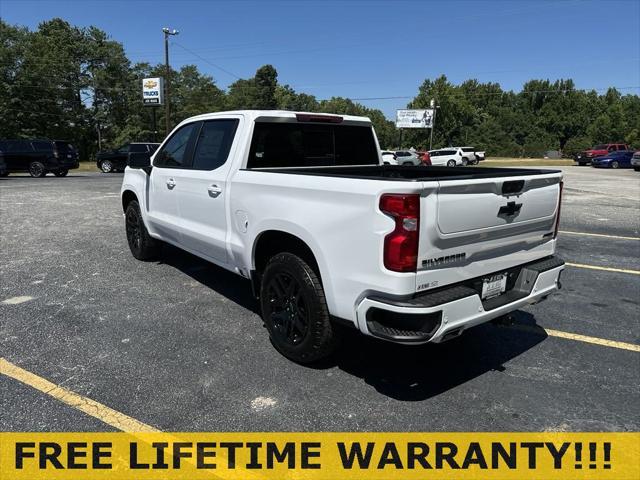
left=128, top=152, right=152, bottom=174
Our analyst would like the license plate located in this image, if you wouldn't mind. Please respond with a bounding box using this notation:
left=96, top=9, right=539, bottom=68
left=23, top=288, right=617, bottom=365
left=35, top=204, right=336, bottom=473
left=481, top=274, right=507, bottom=299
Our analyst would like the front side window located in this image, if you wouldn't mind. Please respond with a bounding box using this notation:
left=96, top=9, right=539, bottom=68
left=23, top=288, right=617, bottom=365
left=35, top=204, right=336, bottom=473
left=192, top=119, right=239, bottom=171
left=154, top=123, right=198, bottom=168
left=8, top=141, right=32, bottom=152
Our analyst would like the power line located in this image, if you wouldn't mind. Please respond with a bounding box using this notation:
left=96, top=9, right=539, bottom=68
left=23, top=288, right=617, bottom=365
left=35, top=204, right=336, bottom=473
left=171, top=41, right=241, bottom=80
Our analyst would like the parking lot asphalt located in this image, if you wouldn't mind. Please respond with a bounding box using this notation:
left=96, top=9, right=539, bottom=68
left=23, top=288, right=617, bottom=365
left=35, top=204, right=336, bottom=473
left=1, top=166, right=638, bottom=432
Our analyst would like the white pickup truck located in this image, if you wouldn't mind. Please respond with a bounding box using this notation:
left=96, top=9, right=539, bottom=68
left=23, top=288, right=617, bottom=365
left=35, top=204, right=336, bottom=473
left=121, top=110, right=564, bottom=363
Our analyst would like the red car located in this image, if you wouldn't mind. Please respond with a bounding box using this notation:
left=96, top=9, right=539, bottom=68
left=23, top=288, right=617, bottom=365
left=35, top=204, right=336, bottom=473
left=576, top=143, right=629, bottom=166
left=416, top=151, right=431, bottom=166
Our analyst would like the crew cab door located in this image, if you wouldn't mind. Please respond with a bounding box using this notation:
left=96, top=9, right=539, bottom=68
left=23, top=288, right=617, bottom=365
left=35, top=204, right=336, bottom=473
left=147, top=122, right=199, bottom=245
left=173, top=117, right=241, bottom=264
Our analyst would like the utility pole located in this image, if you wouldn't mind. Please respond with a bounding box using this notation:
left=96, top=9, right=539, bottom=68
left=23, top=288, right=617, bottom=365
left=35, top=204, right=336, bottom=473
left=162, top=27, right=179, bottom=136
left=429, top=98, right=437, bottom=151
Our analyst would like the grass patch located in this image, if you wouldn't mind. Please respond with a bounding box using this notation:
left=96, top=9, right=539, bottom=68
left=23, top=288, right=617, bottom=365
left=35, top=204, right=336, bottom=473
left=77, top=162, right=99, bottom=172
left=479, top=158, right=574, bottom=167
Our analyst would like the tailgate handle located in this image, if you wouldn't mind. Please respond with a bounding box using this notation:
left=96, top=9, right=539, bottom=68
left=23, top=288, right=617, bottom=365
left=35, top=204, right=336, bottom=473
left=502, top=180, right=525, bottom=195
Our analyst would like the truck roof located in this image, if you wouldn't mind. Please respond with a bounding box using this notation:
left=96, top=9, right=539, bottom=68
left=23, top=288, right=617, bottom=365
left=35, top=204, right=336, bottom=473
left=181, top=110, right=372, bottom=125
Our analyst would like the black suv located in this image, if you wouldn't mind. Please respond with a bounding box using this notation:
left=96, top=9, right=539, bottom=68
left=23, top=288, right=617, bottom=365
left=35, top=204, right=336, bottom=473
left=96, top=142, right=160, bottom=173
left=0, top=139, right=79, bottom=177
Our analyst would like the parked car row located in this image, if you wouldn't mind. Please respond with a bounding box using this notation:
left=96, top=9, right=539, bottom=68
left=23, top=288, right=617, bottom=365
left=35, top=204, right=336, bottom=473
left=575, top=143, right=629, bottom=166
left=381, top=146, right=485, bottom=167
left=590, top=149, right=639, bottom=169
left=0, top=139, right=79, bottom=177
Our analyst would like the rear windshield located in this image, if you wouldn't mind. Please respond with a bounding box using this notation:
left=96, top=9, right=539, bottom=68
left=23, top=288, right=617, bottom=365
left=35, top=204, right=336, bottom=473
left=247, top=122, right=378, bottom=168
left=54, top=141, right=75, bottom=151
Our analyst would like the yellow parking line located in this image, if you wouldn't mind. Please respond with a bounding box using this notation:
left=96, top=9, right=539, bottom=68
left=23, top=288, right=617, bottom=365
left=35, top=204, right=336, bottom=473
left=544, top=328, right=640, bottom=352
left=510, top=326, right=640, bottom=353
left=560, top=230, right=640, bottom=241
left=0, top=358, right=159, bottom=432
left=565, top=262, right=640, bottom=275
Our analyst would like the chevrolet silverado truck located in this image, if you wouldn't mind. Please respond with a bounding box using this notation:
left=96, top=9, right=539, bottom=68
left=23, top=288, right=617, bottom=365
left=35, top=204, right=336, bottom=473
left=121, top=110, right=565, bottom=363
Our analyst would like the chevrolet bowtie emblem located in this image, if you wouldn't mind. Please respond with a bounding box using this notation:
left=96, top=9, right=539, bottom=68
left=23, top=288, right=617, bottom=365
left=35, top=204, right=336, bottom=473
left=499, top=201, right=523, bottom=216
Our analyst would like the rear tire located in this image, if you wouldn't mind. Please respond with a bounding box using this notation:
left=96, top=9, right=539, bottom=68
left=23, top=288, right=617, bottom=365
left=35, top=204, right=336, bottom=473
left=125, top=200, right=159, bottom=261
left=29, top=161, right=46, bottom=178
left=100, top=160, right=113, bottom=173
left=447, top=160, right=456, bottom=167
left=54, top=169, right=68, bottom=177
left=611, top=161, right=619, bottom=169
left=260, top=252, right=339, bottom=364
left=633, top=167, right=640, bottom=172
left=461, top=157, right=469, bottom=166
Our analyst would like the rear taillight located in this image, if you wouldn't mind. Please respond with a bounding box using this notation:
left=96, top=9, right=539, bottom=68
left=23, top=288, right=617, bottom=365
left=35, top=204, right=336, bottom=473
left=553, top=181, right=563, bottom=239
left=380, top=194, right=420, bottom=272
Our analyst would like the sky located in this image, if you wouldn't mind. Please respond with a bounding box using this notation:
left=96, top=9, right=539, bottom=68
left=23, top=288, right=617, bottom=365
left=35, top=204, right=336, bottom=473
left=2, top=0, right=639, bottom=119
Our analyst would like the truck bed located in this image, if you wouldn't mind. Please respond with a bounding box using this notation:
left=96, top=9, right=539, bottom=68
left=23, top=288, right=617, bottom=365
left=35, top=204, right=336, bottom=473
left=248, top=165, right=560, bottom=181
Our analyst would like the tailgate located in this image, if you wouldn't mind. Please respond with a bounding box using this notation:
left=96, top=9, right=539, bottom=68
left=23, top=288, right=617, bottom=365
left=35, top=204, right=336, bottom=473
left=416, top=172, right=562, bottom=289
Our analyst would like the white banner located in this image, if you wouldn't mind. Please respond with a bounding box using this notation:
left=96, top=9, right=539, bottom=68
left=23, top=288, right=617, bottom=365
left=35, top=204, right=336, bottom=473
left=142, top=77, right=164, bottom=105
left=396, top=109, right=434, bottom=129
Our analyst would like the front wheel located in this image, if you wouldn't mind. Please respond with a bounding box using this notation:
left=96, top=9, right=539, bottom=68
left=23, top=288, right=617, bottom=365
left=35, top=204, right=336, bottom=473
left=260, top=252, right=339, bottom=364
left=125, top=200, right=159, bottom=261
left=611, top=161, right=619, bottom=169
left=447, top=160, right=456, bottom=167
left=54, top=169, right=68, bottom=177
left=100, top=160, right=113, bottom=173
left=29, top=161, right=46, bottom=178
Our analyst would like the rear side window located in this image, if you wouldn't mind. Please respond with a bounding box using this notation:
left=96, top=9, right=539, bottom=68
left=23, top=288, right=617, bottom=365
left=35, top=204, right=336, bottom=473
left=192, top=119, right=239, bottom=171
left=248, top=122, right=378, bottom=168
left=54, top=141, right=74, bottom=151
left=154, top=123, right=198, bottom=168
left=32, top=141, right=51, bottom=151
left=130, top=144, right=147, bottom=153
left=7, top=141, right=33, bottom=152
left=462, top=147, right=474, bottom=152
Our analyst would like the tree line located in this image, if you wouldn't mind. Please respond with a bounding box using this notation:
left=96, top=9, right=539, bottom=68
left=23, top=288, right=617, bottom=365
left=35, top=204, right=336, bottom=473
left=1, top=18, right=638, bottom=159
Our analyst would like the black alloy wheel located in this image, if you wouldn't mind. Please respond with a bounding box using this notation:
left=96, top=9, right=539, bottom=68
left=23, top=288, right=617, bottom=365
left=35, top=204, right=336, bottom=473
left=125, top=200, right=158, bottom=260
left=260, top=252, right=338, bottom=363
left=264, top=271, right=310, bottom=347
left=29, top=161, right=46, bottom=177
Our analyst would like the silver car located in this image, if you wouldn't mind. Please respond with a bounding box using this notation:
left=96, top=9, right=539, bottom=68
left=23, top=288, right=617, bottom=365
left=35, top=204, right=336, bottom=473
left=631, top=151, right=640, bottom=171
left=395, top=150, right=421, bottom=166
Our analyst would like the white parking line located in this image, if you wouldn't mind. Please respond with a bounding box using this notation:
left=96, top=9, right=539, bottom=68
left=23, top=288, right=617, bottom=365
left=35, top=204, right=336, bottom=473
left=560, top=230, right=640, bottom=241
left=1, top=296, right=34, bottom=305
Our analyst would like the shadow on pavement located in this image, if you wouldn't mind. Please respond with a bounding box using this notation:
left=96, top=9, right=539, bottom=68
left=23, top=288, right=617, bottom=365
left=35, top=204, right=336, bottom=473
left=156, top=244, right=548, bottom=401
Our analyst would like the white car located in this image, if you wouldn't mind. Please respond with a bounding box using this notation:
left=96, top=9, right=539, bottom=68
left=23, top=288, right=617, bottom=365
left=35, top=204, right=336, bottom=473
left=459, top=146, right=486, bottom=164
left=381, top=151, right=397, bottom=165
left=428, top=148, right=464, bottom=166
left=395, top=150, right=421, bottom=166
left=632, top=151, right=640, bottom=172
left=122, top=110, right=564, bottom=363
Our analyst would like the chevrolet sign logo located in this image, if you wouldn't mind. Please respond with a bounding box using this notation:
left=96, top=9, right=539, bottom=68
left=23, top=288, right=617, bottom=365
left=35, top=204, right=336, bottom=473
left=144, top=80, right=158, bottom=89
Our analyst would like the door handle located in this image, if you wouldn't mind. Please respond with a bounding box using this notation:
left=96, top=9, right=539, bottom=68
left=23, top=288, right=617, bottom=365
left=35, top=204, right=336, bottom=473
left=166, top=178, right=176, bottom=189
left=207, top=184, right=222, bottom=198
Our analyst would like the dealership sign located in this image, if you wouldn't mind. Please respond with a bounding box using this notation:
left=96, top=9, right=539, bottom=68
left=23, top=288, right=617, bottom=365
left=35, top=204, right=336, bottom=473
left=396, top=109, right=434, bottom=128
left=142, top=77, right=164, bottom=105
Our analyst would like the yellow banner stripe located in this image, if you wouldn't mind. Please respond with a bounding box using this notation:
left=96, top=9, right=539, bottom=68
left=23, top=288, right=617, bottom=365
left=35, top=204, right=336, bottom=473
left=510, top=326, right=640, bottom=352
left=1, top=432, right=638, bottom=480
left=565, top=262, right=640, bottom=275
left=560, top=230, right=640, bottom=241
left=0, top=358, right=159, bottom=432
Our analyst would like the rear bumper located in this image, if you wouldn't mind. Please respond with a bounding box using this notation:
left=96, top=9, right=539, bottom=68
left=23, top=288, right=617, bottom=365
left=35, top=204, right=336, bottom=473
left=355, top=256, right=564, bottom=344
